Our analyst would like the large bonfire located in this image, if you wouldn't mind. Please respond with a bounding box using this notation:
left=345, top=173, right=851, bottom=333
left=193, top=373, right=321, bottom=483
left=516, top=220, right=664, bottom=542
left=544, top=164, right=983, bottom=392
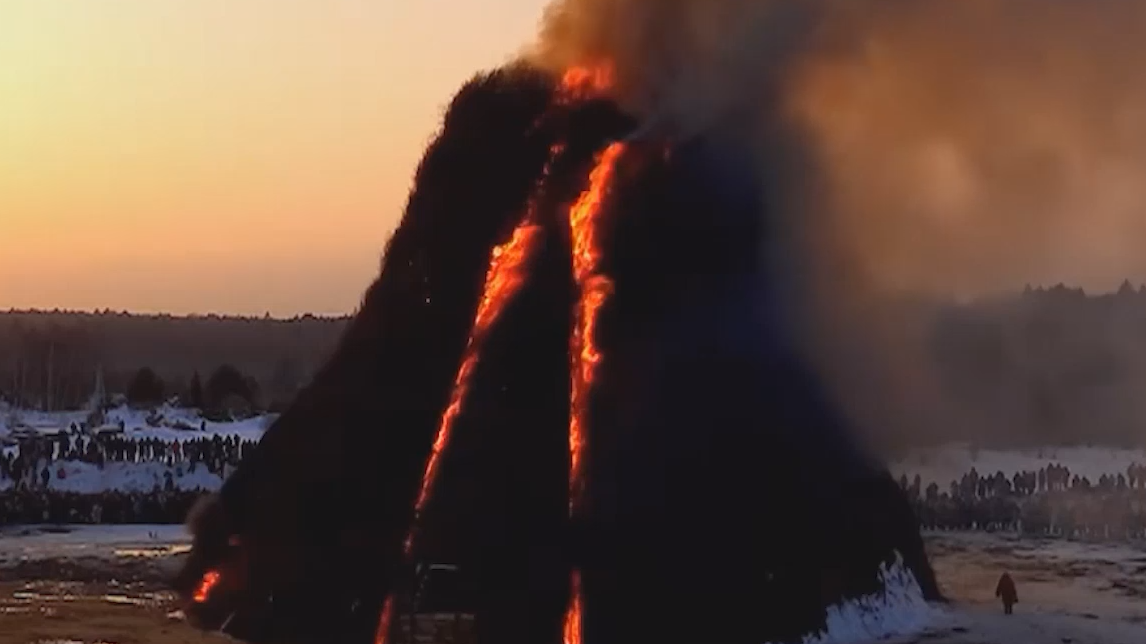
left=173, top=56, right=940, bottom=644
left=166, top=0, right=1146, bottom=637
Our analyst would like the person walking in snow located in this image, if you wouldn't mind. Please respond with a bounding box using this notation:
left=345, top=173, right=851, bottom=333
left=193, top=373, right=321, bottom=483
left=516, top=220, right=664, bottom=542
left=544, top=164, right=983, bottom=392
left=995, top=571, right=1018, bottom=615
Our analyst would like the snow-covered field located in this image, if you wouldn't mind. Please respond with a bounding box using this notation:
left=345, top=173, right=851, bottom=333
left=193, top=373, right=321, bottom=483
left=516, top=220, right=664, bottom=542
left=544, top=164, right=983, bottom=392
left=0, top=524, right=190, bottom=565
left=911, top=531, right=1146, bottom=644
left=889, top=443, right=1146, bottom=488
left=1, top=405, right=271, bottom=493
left=6, top=406, right=1146, bottom=499
left=782, top=528, right=1146, bottom=643
left=5, top=401, right=1145, bottom=643
left=0, top=460, right=227, bottom=494
left=771, top=528, right=1146, bottom=644
left=2, top=525, right=1144, bottom=644
left=1, top=404, right=271, bottom=443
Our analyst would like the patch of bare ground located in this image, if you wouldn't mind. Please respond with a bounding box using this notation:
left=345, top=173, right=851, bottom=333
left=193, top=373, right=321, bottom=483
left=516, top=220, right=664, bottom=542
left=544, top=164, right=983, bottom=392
left=0, top=579, right=227, bottom=644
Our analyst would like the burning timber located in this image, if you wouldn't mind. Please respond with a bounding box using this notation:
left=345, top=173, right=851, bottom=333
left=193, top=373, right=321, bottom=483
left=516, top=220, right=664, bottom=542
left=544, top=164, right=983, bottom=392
left=174, top=63, right=940, bottom=644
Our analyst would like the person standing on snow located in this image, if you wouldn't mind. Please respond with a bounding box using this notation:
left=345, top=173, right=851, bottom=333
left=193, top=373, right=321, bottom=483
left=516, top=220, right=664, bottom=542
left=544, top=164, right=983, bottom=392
left=995, top=571, right=1018, bottom=615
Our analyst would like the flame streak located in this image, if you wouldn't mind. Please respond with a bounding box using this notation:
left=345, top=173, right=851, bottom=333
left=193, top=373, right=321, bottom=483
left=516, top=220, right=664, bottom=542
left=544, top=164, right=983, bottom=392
left=375, top=595, right=396, bottom=644
left=563, top=569, right=585, bottom=644
left=563, top=141, right=627, bottom=644
left=376, top=222, right=544, bottom=642
left=192, top=569, right=221, bottom=604
left=377, top=63, right=615, bottom=644
left=405, top=144, right=567, bottom=552
left=403, top=220, right=547, bottom=551
left=374, top=145, right=565, bottom=644
left=567, top=141, right=625, bottom=510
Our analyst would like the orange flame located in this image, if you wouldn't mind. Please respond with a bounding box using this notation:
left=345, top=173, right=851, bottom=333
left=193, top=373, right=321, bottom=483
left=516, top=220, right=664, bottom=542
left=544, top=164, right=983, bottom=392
left=568, top=141, right=626, bottom=510
left=375, top=143, right=566, bottom=644
left=192, top=569, right=221, bottom=604
left=374, top=595, right=396, bottom=644
left=403, top=146, right=568, bottom=554
left=558, top=64, right=615, bottom=103
left=403, top=220, right=546, bottom=552
left=563, top=141, right=627, bottom=644
left=563, top=570, right=585, bottom=644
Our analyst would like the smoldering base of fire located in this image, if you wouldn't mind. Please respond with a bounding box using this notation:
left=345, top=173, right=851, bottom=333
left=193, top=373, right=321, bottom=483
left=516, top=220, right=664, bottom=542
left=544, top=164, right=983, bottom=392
left=172, top=62, right=941, bottom=644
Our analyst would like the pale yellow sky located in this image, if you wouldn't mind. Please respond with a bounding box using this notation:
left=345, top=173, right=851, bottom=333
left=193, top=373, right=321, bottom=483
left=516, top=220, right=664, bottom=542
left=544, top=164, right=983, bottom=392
left=0, top=0, right=548, bottom=316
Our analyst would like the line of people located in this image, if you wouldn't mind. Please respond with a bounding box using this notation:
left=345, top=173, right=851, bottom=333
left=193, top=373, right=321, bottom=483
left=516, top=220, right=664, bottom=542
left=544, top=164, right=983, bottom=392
left=899, top=464, right=1146, bottom=540
left=0, top=487, right=205, bottom=525
left=1, top=428, right=255, bottom=491
left=899, top=462, right=1146, bottom=504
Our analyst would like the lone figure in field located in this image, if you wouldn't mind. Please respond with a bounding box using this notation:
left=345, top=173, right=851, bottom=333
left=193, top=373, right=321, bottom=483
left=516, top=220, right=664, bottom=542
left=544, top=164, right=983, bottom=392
left=995, top=571, right=1018, bottom=615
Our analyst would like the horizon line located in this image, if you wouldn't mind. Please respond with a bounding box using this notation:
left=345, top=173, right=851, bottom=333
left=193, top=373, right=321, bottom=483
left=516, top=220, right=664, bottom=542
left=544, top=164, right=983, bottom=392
left=0, top=307, right=353, bottom=322
left=5, top=280, right=1146, bottom=322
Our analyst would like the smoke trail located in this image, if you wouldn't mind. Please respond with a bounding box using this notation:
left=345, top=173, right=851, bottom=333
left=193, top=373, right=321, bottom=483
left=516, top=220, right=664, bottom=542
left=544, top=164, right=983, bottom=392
left=792, top=1, right=1146, bottom=297
left=531, top=0, right=1146, bottom=293
left=527, top=0, right=823, bottom=140
left=529, top=0, right=1146, bottom=447
left=789, top=1, right=1146, bottom=448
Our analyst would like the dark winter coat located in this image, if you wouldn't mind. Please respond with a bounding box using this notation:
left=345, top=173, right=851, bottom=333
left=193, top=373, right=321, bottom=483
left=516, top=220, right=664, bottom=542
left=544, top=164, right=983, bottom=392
left=995, top=572, right=1018, bottom=605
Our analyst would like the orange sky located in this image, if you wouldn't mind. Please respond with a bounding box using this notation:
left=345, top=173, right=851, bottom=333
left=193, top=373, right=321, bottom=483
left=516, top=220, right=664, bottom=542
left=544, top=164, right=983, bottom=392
left=0, top=0, right=547, bottom=316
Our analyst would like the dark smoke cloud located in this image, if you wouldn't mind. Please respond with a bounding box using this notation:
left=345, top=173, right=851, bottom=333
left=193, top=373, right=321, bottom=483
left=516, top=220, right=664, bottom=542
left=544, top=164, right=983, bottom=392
left=529, top=0, right=1146, bottom=449
left=792, top=1, right=1146, bottom=449
left=528, top=0, right=821, bottom=139
left=793, top=1, right=1146, bottom=296
left=530, top=0, right=1146, bottom=295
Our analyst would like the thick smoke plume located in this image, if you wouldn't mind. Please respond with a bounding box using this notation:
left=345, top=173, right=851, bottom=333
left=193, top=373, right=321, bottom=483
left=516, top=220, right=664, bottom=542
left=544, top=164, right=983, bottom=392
left=794, top=1, right=1146, bottom=296
left=530, top=0, right=1146, bottom=448
left=529, top=0, right=820, bottom=139
left=530, top=0, right=1146, bottom=293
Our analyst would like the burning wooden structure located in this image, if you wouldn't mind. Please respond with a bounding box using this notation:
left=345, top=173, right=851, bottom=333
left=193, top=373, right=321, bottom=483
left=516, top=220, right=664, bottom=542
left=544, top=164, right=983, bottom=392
left=174, top=63, right=941, bottom=644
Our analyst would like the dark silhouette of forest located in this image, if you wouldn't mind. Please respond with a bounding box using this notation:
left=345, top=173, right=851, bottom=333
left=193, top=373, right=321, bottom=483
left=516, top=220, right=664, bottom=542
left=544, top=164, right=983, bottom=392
left=9, top=280, right=1146, bottom=450
left=0, top=309, right=346, bottom=410
left=882, top=281, right=1146, bottom=450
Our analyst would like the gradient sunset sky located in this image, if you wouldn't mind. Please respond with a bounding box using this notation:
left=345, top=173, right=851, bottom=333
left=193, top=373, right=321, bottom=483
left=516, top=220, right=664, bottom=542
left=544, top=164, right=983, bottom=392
left=1, top=0, right=548, bottom=316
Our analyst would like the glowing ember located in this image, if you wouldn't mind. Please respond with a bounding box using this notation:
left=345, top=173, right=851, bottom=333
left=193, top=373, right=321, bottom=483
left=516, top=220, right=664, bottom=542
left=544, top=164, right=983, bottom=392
left=564, top=141, right=628, bottom=644
left=192, top=569, right=221, bottom=604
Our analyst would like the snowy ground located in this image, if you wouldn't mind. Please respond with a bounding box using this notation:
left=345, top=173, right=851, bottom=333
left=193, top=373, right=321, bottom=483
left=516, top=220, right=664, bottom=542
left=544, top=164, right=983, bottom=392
left=0, top=460, right=228, bottom=493
left=1, top=405, right=271, bottom=493
left=7, top=405, right=1146, bottom=497
left=2, top=525, right=1145, bottom=643
left=1, top=404, right=271, bottom=443
left=902, top=531, right=1146, bottom=644
left=889, top=443, right=1146, bottom=488
left=5, top=408, right=1146, bottom=642
left=0, top=524, right=191, bottom=566
left=788, top=530, right=1146, bottom=644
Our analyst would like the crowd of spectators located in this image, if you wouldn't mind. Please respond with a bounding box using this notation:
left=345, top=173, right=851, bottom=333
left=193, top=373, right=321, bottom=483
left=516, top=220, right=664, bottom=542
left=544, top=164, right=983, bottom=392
left=0, top=488, right=205, bottom=525
left=0, top=424, right=256, bottom=526
left=900, top=462, right=1146, bottom=540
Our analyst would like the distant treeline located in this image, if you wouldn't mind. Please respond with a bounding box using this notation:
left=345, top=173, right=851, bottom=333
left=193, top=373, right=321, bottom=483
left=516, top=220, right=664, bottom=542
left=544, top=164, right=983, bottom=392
left=863, top=281, right=1146, bottom=450
left=0, top=309, right=348, bottom=411
left=8, top=281, right=1146, bottom=447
